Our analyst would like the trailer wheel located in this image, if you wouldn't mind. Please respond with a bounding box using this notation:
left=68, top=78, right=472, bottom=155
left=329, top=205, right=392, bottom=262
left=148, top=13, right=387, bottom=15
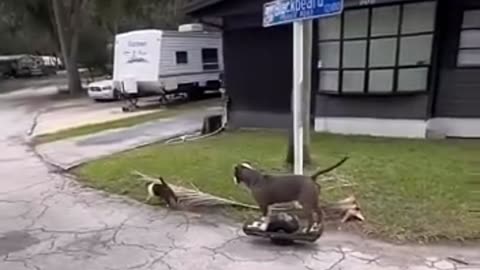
left=113, top=89, right=121, bottom=100
left=188, top=88, right=205, bottom=101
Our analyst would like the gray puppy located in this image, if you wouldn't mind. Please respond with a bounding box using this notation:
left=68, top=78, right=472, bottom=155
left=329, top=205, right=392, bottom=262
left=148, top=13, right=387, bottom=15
left=234, top=157, right=348, bottom=231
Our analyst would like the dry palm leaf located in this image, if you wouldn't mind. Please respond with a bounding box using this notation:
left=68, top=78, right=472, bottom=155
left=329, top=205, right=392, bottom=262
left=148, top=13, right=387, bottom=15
left=131, top=171, right=364, bottom=222
left=132, top=171, right=257, bottom=209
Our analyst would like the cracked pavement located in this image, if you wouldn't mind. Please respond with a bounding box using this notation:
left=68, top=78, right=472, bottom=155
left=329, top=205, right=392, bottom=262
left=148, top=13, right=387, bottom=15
left=1, top=85, right=480, bottom=270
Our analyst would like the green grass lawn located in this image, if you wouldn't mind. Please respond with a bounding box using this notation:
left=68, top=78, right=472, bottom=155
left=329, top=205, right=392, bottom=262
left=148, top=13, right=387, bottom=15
left=35, top=98, right=220, bottom=144
left=75, top=130, right=480, bottom=243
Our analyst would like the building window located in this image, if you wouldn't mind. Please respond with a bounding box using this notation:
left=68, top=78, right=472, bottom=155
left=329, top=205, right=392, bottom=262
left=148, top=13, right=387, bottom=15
left=202, top=48, right=219, bottom=70
left=176, top=51, right=188, bottom=64
left=457, top=9, right=480, bottom=67
left=318, top=1, right=436, bottom=94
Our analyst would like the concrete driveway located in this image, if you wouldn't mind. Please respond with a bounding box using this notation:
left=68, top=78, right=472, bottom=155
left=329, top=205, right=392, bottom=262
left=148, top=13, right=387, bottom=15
left=32, top=98, right=164, bottom=137
left=0, top=80, right=479, bottom=270
left=35, top=106, right=223, bottom=170
left=1, top=74, right=163, bottom=137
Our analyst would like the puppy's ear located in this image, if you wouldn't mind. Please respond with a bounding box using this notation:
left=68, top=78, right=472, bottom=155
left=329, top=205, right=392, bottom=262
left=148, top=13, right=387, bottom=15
left=158, top=177, right=167, bottom=185
left=240, top=162, right=254, bottom=170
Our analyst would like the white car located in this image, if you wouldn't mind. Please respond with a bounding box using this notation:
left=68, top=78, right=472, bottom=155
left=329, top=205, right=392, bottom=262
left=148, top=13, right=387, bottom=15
left=87, top=80, right=120, bottom=101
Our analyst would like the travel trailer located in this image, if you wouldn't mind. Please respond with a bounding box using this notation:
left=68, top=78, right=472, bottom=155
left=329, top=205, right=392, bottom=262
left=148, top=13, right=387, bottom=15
left=0, top=54, right=44, bottom=77
left=41, top=56, right=62, bottom=74
left=113, top=24, right=223, bottom=102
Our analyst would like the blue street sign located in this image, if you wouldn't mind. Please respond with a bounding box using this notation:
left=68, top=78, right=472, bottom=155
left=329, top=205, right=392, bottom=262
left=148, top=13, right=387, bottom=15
left=263, top=0, right=343, bottom=27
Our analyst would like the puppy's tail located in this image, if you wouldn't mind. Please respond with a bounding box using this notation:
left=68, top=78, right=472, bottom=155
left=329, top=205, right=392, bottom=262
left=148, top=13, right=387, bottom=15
left=311, top=157, right=349, bottom=180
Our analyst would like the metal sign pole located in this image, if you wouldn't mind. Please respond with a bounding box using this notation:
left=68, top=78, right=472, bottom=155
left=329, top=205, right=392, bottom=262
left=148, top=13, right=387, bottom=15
left=293, top=21, right=304, bottom=175
left=263, top=0, right=343, bottom=175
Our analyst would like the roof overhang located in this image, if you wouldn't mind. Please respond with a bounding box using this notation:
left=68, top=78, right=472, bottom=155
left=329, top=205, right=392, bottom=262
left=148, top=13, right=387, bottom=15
left=184, top=0, right=225, bottom=17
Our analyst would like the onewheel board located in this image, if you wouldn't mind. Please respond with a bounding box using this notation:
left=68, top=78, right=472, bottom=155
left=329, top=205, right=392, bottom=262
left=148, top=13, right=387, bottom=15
left=242, top=220, right=323, bottom=245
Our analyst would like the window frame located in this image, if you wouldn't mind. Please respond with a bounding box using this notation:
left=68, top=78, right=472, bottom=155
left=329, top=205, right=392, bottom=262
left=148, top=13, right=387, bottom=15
left=175, top=51, right=188, bottom=65
left=201, top=48, right=220, bottom=71
left=456, top=8, right=480, bottom=69
left=318, top=0, right=437, bottom=96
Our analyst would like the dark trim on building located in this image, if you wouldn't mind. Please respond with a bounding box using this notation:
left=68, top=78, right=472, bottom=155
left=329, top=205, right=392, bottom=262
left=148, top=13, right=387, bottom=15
left=319, top=65, right=431, bottom=71
left=338, top=12, right=345, bottom=94
left=224, top=13, right=263, bottom=30
left=426, top=0, right=443, bottom=118
left=228, top=110, right=292, bottom=130
left=198, top=18, right=224, bottom=30
left=317, top=90, right=427, bottom=97
left=315, top=94, right=429, bottom=119
left=363, top=8, right=373, bottom=94
left=345, top=0, right=429, bottom=9
left=392, top=5, right=404, bottom=93
left=319, top=30, right=435, bottom=42
left=184, top=0, right=224, bottom=16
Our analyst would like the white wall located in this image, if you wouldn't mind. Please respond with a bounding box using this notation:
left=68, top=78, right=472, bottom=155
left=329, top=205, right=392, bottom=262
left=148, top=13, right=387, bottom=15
left=314, top=117, right=480, bottom=138
left=314, top=117, right=427, bottom=138
left=427, top=118, right=480, bottom=138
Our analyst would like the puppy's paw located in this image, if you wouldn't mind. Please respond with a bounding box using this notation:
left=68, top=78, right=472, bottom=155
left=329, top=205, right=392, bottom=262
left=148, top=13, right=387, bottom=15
left=293, top=201, right=303, bottom=209
left=247, top=221, right=263, bottom=229
left=145, top=195, right=153, bottom=204
left=258, top=222, right=268, bottom=231
left=310, top=224, right=320, bottom=232
left=306, top=223, right=322, bottom=233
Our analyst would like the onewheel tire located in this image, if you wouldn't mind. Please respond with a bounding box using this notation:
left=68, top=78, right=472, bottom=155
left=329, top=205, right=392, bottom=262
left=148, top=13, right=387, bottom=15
left=269, top=229, right=294, bottom=246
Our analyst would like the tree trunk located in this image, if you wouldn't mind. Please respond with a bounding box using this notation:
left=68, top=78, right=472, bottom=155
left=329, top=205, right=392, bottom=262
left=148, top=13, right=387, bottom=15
left=52, top=0, right=69, bottom=68
left=66, top=32, right=82, bottom=94
left=46, top=2, right=61, bottom=55
left=286, top=129, right=311, bottom=166
left=51, top=0, right=83, bottom=94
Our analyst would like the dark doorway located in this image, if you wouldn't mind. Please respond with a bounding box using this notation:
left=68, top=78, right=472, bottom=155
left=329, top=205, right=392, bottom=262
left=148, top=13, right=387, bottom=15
left=435, top=0, right=480, bottom=117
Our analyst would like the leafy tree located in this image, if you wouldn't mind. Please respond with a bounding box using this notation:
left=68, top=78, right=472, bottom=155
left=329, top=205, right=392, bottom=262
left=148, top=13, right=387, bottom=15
left=77, top=23, right=110, bottom=78
left=0, top=0, right=57, bottom=54
left=93, top=0, right=139, bottom=36
left=1, top=0, right=190, bottom=92
left=1, top=0, right=84, bottom=93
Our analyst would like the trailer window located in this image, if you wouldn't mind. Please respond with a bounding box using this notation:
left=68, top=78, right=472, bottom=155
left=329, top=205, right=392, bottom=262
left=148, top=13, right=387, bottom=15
left=176, top=51, right=188, bottom=64
left=202, top=48, right=219, bottom=70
